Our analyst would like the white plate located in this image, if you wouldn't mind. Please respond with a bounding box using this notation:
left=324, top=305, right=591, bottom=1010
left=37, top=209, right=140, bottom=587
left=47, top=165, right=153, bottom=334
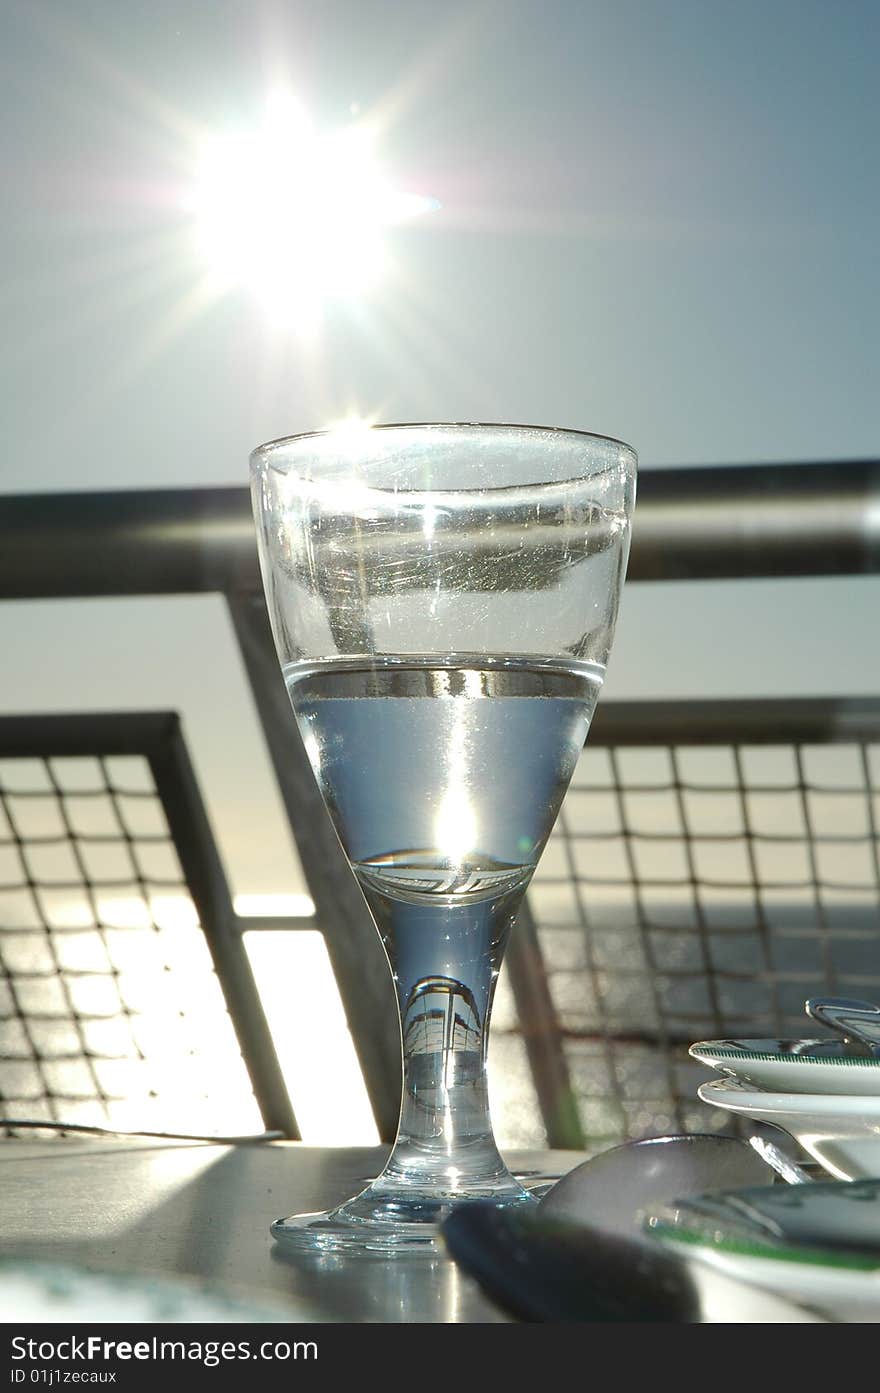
left=652, top=1226, right=880, bottom=1323
left=689, top=1038, right=880, bottom=1095
left=698, top=1078, right=880, bottom=1180
left=648, top=1175, right=880, bottom=1322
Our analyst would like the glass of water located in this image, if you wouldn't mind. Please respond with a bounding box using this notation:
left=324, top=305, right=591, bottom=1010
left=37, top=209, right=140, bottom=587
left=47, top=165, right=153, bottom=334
left=250, top=422, right=636, bottom=1252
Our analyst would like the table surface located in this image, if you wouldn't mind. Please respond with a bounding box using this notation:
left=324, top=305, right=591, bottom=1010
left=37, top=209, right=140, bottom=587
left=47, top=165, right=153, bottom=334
left=0, top=1139, right=584, bottom=1323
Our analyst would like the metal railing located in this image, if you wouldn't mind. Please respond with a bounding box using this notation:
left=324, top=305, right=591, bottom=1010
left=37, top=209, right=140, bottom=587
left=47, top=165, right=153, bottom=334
left=512, top=697, right=880, bottom=1151
left=0, top=713, right=296, bottom=1137
left=1, top=459, right=878, bottom=1144
left=2, top=459, right=879, bottom=598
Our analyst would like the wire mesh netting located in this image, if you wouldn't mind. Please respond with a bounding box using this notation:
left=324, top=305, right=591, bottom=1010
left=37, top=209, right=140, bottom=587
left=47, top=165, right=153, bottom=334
left=491, top=723, right=880, bottom=1152
left=5, top=709, right=880, bottom=1155
left=0, top=752, right=261, bottom=1135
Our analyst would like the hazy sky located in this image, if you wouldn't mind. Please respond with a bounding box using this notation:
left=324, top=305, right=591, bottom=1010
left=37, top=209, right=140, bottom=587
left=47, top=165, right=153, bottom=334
left=1, top=0, right=878, bottom=901
left=2, top=0, right=877, bottom=487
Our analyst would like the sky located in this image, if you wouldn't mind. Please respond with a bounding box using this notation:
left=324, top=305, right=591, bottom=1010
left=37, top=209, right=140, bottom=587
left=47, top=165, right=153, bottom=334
left=1, top=0, right=877, bottom=483
left=0, top=0, right=878, bottom=903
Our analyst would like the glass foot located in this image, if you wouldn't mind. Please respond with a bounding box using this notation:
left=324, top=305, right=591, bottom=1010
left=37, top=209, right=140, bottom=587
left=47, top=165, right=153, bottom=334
left=515, top=1171, right=563, bottom=1199
left=272, top=1180, right=538, bottom=1254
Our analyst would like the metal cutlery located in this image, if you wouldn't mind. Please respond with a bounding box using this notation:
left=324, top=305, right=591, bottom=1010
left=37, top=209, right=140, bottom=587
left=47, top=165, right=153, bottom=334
left=805, top=996, right=880, bottom=1057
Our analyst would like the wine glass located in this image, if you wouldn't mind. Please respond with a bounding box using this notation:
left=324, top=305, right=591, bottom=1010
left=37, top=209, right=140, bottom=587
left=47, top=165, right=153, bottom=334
left=250, top=422, right=637, bottom=1252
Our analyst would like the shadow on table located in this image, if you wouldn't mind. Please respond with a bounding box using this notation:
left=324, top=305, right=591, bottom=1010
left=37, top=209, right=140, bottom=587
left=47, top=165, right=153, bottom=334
left=1, top=1141, right=507, bottom=1323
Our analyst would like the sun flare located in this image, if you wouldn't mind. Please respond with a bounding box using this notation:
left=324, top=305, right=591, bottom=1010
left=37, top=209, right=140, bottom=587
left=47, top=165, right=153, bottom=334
left=187, top=92, right=437, bottom=329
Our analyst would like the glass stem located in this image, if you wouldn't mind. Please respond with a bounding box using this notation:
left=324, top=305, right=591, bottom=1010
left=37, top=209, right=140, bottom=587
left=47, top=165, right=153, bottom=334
left=361, top=881, right=528, bottom=1196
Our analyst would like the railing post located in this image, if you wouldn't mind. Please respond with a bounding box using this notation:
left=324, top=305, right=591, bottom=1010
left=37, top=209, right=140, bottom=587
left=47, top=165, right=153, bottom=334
left=226, top=591, right=402, bottom=1142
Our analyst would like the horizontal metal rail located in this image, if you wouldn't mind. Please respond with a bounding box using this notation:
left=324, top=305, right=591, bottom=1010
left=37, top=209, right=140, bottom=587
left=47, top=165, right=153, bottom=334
left=1, top=459, right=878, bottom=597
left=589, top=697, right=880, bottom=746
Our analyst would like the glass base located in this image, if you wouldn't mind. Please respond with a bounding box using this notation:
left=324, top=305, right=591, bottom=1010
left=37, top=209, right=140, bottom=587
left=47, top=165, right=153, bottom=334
left=271, top=1178, right=540, bottom=1254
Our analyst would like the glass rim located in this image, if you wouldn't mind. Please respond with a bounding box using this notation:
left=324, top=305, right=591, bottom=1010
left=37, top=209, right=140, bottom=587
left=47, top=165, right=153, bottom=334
left=250, top=420, right=638, bottom=469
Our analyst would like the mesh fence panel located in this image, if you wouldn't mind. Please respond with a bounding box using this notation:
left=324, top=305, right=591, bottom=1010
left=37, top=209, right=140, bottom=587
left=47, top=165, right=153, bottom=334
left=5, top=711, right=879, bottom=1154
left=493, top=718, right=880, bottom=1152
left=0, top=752, right=261, bottom=1135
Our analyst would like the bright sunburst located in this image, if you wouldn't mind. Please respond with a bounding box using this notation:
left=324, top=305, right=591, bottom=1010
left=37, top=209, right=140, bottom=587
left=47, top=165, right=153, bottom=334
left=187, top=91, right=438, bottom=330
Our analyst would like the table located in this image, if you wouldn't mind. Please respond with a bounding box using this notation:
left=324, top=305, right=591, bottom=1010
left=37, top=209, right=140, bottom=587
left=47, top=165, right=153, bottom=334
left=0, top=1139, right=582, bottom=1323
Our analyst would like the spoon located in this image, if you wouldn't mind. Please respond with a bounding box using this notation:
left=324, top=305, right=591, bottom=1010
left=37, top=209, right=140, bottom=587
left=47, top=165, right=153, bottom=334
left=537, top=1132, right=804, bottom=1237
left=748, top=1133, right=814, bottom=1185
left=443, top=1136, right=817, bottom=1321
left=805, top=996, right=880, bottom=1057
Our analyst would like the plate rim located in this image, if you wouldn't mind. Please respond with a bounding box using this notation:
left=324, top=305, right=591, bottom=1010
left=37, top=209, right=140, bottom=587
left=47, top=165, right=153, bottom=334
left=689, top=1039, right=880, bottom=1068
left=697, top=1077, right=880, bottom=1114
left=650, top=1219, right=880, bottom=1276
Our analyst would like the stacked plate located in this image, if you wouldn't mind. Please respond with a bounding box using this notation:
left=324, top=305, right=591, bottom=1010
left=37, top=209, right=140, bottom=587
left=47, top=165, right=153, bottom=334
left=689, top=1035, right=880, bottom=1181
left=646, top=1176, right=880, bottom=1322
left=645, top=1015, right=880, bottom=1317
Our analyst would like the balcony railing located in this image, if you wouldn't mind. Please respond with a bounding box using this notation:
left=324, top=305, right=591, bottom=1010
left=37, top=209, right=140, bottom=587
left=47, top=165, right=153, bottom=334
left=1, top=459, right=878, bottom=1149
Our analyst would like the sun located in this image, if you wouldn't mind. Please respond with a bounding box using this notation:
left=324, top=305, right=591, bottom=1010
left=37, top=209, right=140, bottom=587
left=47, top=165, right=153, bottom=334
left=187, top=92, right=437, bottom=329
